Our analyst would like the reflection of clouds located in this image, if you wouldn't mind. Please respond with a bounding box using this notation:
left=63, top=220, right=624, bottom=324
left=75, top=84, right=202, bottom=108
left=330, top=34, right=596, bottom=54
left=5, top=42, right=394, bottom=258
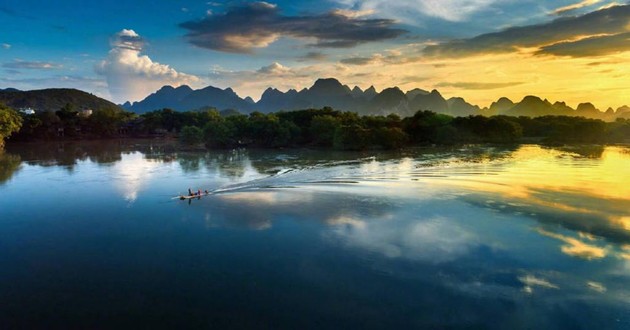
left=332, top=217, right=476, bottom=262
left=193, top=188, right=394, bottom=231
left=326, top=216, right=366, bottom=229
left=111, top=152, right=159, bottom=203
left=612, top=216, right=630, bottom=231
left=536, top=228, right=607, bottom=260
left=436, top=146, right=630, bottom=245
left=587, top=281, right=607, bottom=293
left=518, top=275, right=559, bottom=294
left=220, top=190, right=310, bottom=205
left=204, top=212, right=272, bottom=231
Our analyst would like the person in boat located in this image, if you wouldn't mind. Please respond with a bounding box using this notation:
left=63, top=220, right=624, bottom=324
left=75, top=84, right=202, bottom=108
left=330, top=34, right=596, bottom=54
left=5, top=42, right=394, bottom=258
left=204, top=190, right=209, bottom=194
left=198, top=189, right=202, bottom=196
left=188, top=188, right=193, bottom=196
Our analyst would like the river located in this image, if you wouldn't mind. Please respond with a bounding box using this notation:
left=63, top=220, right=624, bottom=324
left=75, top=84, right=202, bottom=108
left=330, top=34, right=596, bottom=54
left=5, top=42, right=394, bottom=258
left=1, top=141, right=628, bottom=328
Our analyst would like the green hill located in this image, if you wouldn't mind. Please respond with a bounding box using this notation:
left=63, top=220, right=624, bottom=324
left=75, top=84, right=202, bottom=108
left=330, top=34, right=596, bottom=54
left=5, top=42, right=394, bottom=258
left=0, top=88, right=120, bottom=112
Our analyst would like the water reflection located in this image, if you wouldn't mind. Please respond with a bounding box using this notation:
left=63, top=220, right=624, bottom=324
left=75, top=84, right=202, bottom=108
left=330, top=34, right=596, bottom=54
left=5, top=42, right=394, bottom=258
left=198, top=189, right=396, bottom=231
left=542, top=144, right=606, bottom=158
left=0, top=151, right=21, bottom=184
left=2, top=141, right=630, bottom=328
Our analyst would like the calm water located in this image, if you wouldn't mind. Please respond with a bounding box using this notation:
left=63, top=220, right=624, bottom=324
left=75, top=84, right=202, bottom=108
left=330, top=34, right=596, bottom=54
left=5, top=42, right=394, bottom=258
left=1, top=141, right=629, bottom=329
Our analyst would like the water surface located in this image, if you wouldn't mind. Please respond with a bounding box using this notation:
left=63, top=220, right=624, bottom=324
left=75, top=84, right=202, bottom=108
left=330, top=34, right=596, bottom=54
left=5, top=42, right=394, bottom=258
left=1, top=142, right=629, bottom=328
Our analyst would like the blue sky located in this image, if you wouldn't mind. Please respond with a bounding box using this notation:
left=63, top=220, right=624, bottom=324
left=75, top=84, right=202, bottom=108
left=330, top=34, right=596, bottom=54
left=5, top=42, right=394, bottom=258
left=1, top=0, right=629, bottom=108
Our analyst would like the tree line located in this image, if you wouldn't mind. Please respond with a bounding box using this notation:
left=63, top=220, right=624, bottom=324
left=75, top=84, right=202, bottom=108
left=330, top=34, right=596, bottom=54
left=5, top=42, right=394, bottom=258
left=2, top=103, right=630, bottom=150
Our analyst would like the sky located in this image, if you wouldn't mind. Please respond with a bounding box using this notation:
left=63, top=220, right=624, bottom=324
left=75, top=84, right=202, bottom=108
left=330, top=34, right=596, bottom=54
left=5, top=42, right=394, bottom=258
left=1, top=0, right=629, bottom=109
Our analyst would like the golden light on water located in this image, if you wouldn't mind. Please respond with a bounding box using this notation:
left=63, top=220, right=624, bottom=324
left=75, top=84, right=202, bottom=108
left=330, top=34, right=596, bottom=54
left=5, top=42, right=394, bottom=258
left=537, top=228, right=608, bottom=260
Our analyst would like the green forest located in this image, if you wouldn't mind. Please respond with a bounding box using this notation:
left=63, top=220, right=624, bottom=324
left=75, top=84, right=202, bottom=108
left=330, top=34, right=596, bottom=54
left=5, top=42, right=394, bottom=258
left=2, top=103, right=630, bottom=150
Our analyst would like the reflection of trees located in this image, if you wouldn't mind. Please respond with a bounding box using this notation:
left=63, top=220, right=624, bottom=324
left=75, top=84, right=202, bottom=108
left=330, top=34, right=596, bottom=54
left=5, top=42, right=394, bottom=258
left=6, top=141, right=127, bottom=170
left=178, top=153, right=201, bottom=173
left=5, top=141, right=184, bottom=168
left=0, top=151, right=21, bottom=184
left=216, top=150, right=248, bottom=179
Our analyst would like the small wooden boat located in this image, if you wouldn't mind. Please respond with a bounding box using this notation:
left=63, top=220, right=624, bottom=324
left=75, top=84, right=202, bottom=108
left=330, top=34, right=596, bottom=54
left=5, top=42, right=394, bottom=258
left=178, top=193, right=209, bottom=200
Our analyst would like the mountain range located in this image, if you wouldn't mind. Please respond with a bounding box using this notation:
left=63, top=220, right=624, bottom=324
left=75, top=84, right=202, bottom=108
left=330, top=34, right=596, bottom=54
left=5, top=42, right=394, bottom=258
left=2, top=80, right=629, bottom=120
left=122, top=78, right=629, bottom=120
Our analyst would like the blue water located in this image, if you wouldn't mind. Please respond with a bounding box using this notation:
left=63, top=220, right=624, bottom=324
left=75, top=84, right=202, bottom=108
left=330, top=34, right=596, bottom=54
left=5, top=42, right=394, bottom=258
left=1, top=142, right=629, bottom=328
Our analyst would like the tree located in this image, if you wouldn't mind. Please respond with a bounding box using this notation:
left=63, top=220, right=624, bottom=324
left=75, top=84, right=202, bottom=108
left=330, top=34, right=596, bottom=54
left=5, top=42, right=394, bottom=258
left=0, top=103, right=23, bottom=148
left=204, top=118, right=236, bottom=148
left=375, top=127, right=409, bottom=149
left=179, top=126, right=204, bottom=145
left=310, top=115, right=341, bottom=146
left=333, top=124, right=370, bottom=150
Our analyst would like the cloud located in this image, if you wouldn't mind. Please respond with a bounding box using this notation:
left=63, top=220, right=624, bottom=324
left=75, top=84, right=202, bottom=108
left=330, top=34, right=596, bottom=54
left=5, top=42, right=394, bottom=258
left=1, top=43, right=10, bottom=49
left=552, top=0, right=602, bottom=15
left=179, top=2, right=406, bottom=53
left=435, top=81, right=525, bottom=90
left=2, top=60, right=62, bottom=70
left=95, top=29, right=200, bottom=103
left=340, top=51, right=422, bottom=65
left=297, top=52, right=328, bottom=62
left=334, top=0, right=500, bottom=23
left=340, top=56, right=376, bottom=65
left=423, top=4, right=630, bottom=58
left=536, top=32, right=630, bottom=57
left=256, top=62, right=292, bottom=75
left=209, top=61, right=324, bottom=98
left=331, top=8, right=375, bottom=18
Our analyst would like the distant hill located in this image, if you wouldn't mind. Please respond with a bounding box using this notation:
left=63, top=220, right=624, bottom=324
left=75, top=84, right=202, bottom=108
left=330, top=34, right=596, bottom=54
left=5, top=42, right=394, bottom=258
left=446, top=97, right=480, bottom=116
left=0, top=88, right=120, bottom=112
left=488, top=97, right=514, bottom=115
left=124, top=85, right=254, bottom=114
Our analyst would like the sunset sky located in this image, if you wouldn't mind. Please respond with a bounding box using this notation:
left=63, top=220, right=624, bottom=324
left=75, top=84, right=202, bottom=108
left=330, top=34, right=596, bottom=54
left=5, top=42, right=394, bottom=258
left=1, top=0, right=629, bottom=109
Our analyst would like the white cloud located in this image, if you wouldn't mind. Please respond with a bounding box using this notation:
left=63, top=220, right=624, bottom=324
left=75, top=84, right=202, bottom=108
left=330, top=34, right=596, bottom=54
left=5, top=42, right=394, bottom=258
left=3, top=60, right=62, bottom=69
left=256, top=62, right=292, bottom=75
left=335, top=0, right=499, bottom=23
left=95, top=29, right=201, bottom=103
left=208, top=62, right=327, bottom=100
left=1, top=43, right=10, bottom=49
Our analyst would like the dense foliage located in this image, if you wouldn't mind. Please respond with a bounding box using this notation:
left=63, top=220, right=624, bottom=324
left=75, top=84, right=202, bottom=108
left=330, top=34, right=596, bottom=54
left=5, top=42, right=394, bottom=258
left=7, top=104, right=630, bottom=150
left=0, top=103, right=23, bottom=148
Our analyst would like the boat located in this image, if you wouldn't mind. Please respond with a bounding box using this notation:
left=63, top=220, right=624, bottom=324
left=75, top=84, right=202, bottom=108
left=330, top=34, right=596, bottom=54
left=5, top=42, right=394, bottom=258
left=178, top=192, right=210, bottom=200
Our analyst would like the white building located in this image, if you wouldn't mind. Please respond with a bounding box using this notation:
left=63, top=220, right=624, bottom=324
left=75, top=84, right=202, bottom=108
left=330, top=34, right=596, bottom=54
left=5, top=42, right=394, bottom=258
left=19, top=107, right=36, bottom=115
